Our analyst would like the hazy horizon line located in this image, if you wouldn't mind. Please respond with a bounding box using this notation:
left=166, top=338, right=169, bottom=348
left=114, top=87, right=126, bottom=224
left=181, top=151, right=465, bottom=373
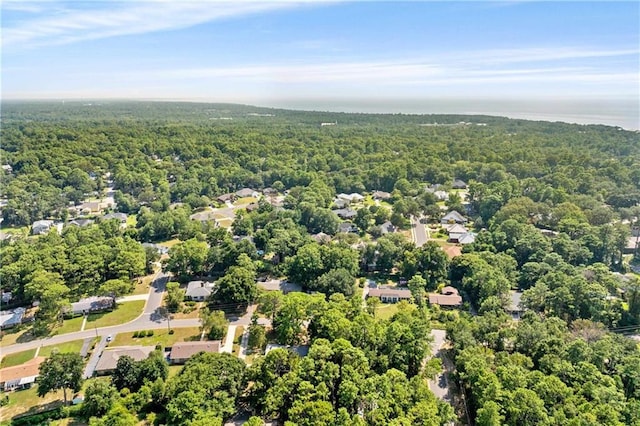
left=2, top=96, right=638, bottom=130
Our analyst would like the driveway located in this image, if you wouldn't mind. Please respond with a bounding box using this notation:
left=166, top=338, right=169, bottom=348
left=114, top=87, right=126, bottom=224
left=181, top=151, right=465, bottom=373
left=411, top=215, right=430, bottom=247
left=83, top=335, right=110, bottom=378
left=428, top=329, right=452, bottom=401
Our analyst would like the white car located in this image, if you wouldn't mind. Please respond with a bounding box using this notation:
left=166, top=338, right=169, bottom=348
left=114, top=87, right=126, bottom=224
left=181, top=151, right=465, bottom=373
left=106, top=335, right=113, bottom=342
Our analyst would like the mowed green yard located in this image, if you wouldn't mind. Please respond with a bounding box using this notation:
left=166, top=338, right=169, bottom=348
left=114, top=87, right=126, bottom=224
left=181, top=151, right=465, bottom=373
left=111, top=327, right=201, bottom=349
left=85, top=300, right=145, bottom=328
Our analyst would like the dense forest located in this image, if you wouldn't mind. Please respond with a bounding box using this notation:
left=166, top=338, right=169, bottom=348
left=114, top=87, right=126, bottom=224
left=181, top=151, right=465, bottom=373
left=1, top=101, right=639, bottom=425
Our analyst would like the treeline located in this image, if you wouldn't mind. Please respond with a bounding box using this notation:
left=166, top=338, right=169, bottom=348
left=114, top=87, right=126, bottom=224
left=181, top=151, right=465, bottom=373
left=2, top=102, right=638, bottom=227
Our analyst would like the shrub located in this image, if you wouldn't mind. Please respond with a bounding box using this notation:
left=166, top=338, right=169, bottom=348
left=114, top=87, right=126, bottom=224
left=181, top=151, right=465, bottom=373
left=133, top=331, right=139, bottom=338
left=146, top=330, right=154, bottom=337
left=168, top=329, right=174, bottom=335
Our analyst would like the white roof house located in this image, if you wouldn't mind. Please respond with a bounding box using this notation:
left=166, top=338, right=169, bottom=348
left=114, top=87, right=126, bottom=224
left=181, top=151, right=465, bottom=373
left=185, top=281, right=215, bottom=301
left=32, top=220, right=54, bottom=235
left=0, top=307, right=25, bottom=329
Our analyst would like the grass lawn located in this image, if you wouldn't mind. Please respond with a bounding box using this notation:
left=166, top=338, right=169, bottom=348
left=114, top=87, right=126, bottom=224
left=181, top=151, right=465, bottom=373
left=54, top=316, right=84, bottom=335
left=158, top=239, right=180, bottom=249
left=0, top=386, right=65, bottom=421
left=375, top=304, right=402, bottom=321
left=0, top=327, right=34, bottom=347
left=232, top=326, right=245, bottom=355
left=39, top=339, right=89, bottom=357
left=86, top=300, right=145, bottom=328
left=168, top=365, right=182, bottom=379
left=235, top=197, right=257, bottom=205
left=217, top=218, right=234, bottom=229
left=173, top=302, right=204, bottom=319
left=0, top=349, right=36, bottom=368
left=111, top=327, right=201, bottom=349
left=133, top=273, right=157, bottom=295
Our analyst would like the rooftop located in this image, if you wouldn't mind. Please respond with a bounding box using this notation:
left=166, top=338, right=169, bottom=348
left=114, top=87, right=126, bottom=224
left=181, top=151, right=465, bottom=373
left=0, top=357, right=45, bottom=384
left=170, top=341, right=221, bottom=361
left=95, top=346, right=155, bottom=372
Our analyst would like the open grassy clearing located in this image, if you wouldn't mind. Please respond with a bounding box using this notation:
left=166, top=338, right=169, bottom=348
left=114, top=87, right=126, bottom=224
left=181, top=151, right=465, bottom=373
left=0, top=349, right=36, bottom=368
left=235, top=196, right=258, bottom=205
left=86, top=300, right=144, bottom=328
left=39, top=339, right=90, bottom=357
left=158, top=239, right=180, bottom=248
left=173, top=302, right=204, bottom=319
left=216, top=218, right=234, bottom=228
left=111, top=327, right=201, bottom=349
left=55, top=316, right=84, bottom=335
left=0, top=386, right=65, bottom=422
left=0, top=327, right=33, bottom=347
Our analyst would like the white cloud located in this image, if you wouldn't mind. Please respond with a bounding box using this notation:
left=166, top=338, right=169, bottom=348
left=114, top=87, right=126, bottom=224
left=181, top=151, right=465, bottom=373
left=1, top=1, right=325, bottom=49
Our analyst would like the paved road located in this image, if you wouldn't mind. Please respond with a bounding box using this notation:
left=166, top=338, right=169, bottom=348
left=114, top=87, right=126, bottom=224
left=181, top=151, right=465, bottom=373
left=84, top=335, right=109, bottom=378
left=1, top=279, right=270, bottom=356
left=411, top=215, right=430, bottom=247
left=427, top=329, right=452, bottom=401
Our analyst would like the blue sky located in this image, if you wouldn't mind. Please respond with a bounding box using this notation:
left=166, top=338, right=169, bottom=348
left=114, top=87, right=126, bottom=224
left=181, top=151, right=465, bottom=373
left=2, top=1, right=639, bottom=124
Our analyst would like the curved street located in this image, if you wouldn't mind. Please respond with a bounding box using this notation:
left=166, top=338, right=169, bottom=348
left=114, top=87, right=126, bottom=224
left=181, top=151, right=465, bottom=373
left=1, top=272, right=267, bottom=356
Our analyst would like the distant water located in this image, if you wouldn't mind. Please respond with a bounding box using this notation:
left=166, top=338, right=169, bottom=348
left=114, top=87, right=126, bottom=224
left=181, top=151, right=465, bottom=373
left=267, top=98, right=639, bottom=130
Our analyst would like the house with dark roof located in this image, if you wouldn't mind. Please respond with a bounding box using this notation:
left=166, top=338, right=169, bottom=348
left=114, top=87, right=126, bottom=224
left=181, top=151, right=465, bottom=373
left=333, top=208, right=357, bottom=219
left=185, top=281, right=215, bottom=301
left=380, top=221, right=396, bottom=235
left=338, top=222, right=358, bottom=233
left=367, top=287, right=412, bottom=303
left=0, top=357, right=46, bottom=391
left=216, top=193, right=237, bottom=204
left=428, top=286, right=462, bottom=308
left=441, top=210, right=467, bottom=225
left=95, top=346, right=155, bottom=375
left=169, top=341, right=221, bottom=364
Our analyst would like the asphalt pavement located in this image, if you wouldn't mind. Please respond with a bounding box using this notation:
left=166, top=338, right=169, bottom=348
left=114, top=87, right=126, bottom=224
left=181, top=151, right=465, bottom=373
left=411, top=215, right=430, bottom=247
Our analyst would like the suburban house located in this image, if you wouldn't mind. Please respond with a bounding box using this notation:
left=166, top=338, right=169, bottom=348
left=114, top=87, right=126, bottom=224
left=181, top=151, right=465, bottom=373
left=452, top=179, right=468, bottom=189
left=216, top=193, right=237, bottom=204
left=0, top=357, right=46, bottom=391
left=169, top=341, right=221, bottom=364
left=507, top=291, right=525, bottom=320
left=446, top=224, right=469, bottom=242
left=458, top=233, right=476, bottom=245
left=265, top=344, right=310, bottom=357
left=441, top=210, right=467, bottom=225
left=372, top=191, right=391, bottom=200
left=337, top=193, right=365, bottom=202
left=333, top=198, right=350, bottom=209
left=262, top=187, right=278, bottom=196
left=333, top=208, right=357, bottom=219
left=142, top=243, right=170, bottom=255
left=66, top=296, right=115, bottom=316
left=236, top=188, right=259, bottom=198
left=95, top=346, right=156, bottom=375
left=380, top=221, right=396, bottom=235
left=31, top=220, right=54, bottom=235
left=190, top=210, right=219, bottom=224
left=102, top=213, right=128, bottom=225
left=433, top=190, right=449, bottom=201
left=257, top=279, right=302, bottom=293
left=67, top=218, right=95, bottom=228
left=428, top=286, right=462, bottom=308
left=311, top=232, right=332, bottom=243
left=0, top=307, right=25, bottom=329
left=368, top=287, right=412, bottom=303
left=338, top=222, right=358, bottom=233
left=185, top=281, right=215, bottom=301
